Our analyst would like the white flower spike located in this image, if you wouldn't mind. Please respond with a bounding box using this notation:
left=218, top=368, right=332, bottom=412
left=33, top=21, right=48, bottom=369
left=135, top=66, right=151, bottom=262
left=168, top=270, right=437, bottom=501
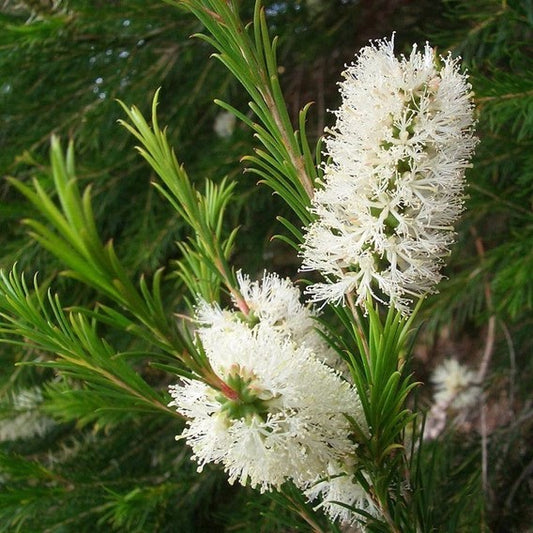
left=301, top=36, right=477, bottom=313
left=169, top=272, right=366, bottom=493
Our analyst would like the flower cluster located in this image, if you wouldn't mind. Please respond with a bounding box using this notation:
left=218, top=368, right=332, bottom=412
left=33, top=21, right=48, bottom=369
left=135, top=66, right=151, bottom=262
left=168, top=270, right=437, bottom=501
left=301, top=37, right=477, bottom=313
left=169, top=272, right=366, bottom=495
left=424, top=358, right=481, bottom=439
left=169, top=36, right=478, bottom=527
left=431, top=358, right=480, bottom=410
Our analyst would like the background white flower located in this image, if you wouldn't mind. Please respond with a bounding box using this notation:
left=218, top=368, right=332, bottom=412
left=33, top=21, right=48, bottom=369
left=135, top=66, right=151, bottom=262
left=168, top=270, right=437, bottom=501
left=0, top=386, right=55, bottom=442
left=301, top=36, right=477, bottom=313
left=431, top=358, right=480, bottom=410
left=213, top=110, right=236, bottom=138
left=424, top=357, right=481, bottom=439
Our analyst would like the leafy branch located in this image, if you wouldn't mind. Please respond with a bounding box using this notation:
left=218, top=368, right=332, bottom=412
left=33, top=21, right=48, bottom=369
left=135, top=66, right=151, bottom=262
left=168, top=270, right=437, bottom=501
left=6, top=137, right=233, bottom=391
left=0, top=267, right=176, bottom=426
left=172, top=0, right=318, bottom=229
left=118, top=91, right=245, bottom=310
left=330, top=301, right=421, bottom=531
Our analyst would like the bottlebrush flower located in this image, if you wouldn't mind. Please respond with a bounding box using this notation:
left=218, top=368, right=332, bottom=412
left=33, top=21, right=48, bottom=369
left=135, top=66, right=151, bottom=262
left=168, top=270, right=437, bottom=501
left=304, top=460, right=376, bottom=526
left=235, top=270, right=326, bottom=350
left=300, top=36, right=477, bottom=313
left=197, top=270, right=345, bottom=371
left=236, top=270, right=344, bottom=368
left=168, top=272, right=366, bottom=492
left=169, top=322, right=364, bottom=492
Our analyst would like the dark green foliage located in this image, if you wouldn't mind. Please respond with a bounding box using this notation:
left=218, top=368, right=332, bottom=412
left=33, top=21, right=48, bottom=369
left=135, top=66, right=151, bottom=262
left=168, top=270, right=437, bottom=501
left=428, top=0, right=533, bottom=322
left=412, top=434, right=484, bottom=532
left=421, top=1, right=533, bottom=530
left=0, top=0, right=247, bottom=279
left=0, top=418, right=243, bottom=533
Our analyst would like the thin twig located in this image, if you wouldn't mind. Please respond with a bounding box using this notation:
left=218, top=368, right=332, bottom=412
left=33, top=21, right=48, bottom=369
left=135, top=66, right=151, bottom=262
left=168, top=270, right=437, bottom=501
left=471, top=227, right=496, bottom=498
left=284, top=494, right=326, bottom=533
left=471, top=228, right=496, bottom=383
left=346, top=292, right=370, bottom=362
left=477, top=314, right=496, bottom=382
left=504, top=455, right=533, bottom=509
left=261, top=88, right=315, bottom=199
left=476, top=88, right=533, bottom=104
left=500, top=320, right=517, bottom=407
left=468, top=183, right=531, bottom=217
